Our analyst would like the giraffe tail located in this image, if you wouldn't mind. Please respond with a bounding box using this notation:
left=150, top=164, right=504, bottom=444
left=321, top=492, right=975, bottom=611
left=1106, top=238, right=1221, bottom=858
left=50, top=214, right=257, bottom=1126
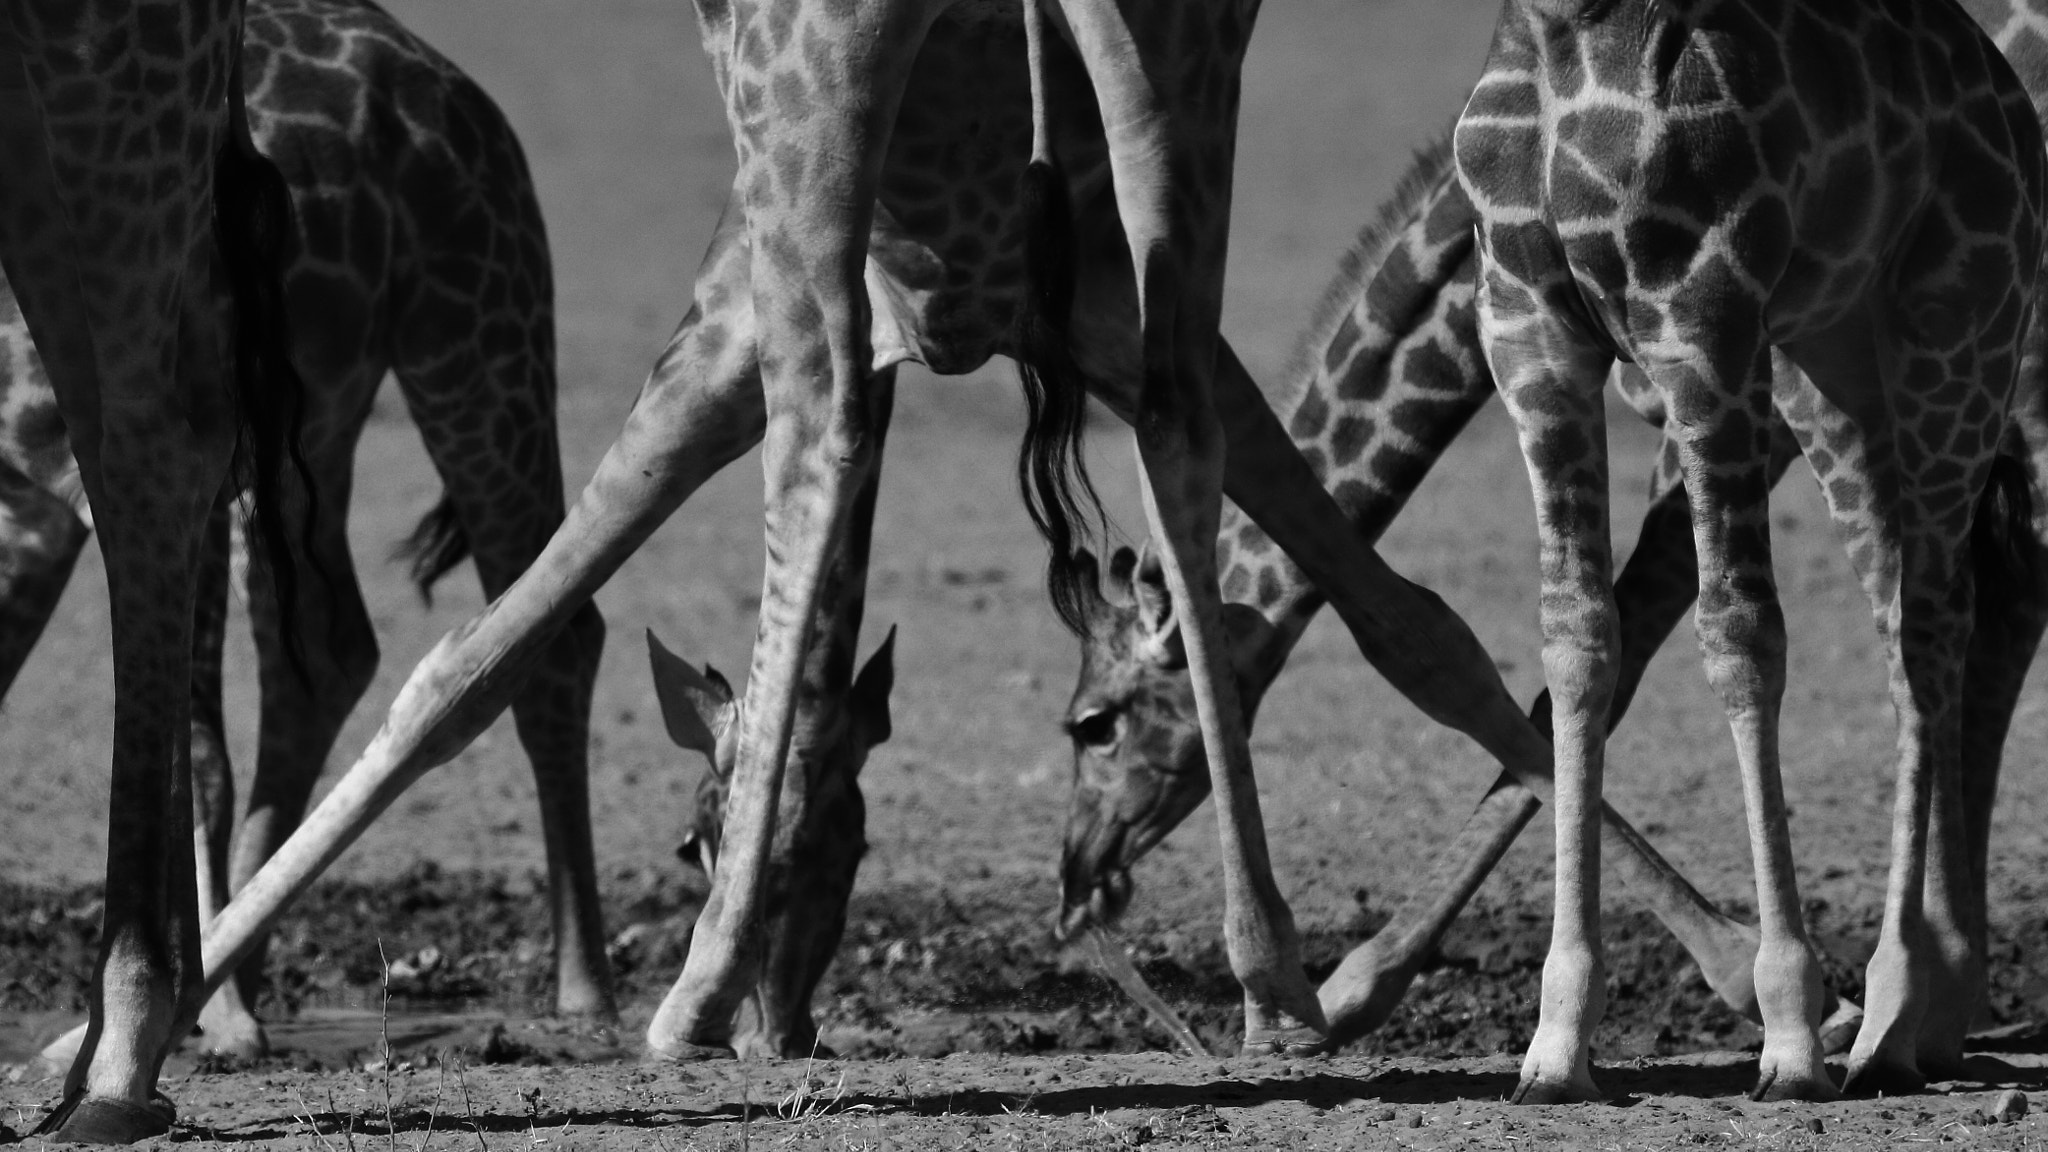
left=1015, top=0, right=1105, bottom=637
left=214, top=41, right=321, bottom=677
left=1972, top=452, right=2039, bottom=608
left=391, top=493, right=471, bottom=606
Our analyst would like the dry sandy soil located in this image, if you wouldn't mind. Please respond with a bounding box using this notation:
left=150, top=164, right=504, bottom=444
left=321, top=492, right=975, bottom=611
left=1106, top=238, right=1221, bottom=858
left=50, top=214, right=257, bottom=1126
left=6, top=0, right=2048, bottom=1146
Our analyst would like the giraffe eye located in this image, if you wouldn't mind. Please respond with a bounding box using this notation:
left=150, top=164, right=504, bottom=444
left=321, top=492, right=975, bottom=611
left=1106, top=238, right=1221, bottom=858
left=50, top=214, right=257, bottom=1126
left=1067, top=709, right=1120, bottom=750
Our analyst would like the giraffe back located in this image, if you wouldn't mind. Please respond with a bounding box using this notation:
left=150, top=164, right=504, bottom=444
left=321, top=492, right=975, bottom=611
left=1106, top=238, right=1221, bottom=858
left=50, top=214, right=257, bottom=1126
left=1458, top=0, right=2044, bottom=356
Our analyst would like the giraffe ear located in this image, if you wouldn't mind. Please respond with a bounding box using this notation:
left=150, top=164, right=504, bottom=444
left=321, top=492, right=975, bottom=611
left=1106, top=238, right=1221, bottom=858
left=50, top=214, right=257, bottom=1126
left=849, top=625, right=897, bottom=753
left=646, top=628, right=735, bottom=760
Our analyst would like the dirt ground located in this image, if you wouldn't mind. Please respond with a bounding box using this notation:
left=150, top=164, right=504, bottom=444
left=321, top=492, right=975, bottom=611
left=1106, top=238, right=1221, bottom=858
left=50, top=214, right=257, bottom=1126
left=7, top=0, right=2048, bottom=1147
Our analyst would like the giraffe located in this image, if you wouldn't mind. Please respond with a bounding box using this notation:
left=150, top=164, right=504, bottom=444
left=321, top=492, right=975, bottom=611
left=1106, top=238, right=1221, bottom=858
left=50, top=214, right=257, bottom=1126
left=1456, top=0, right=2042, bottom=1105
left=1056, top=138, right=1839, bottom=1052
left=177, top=0, right=1771, bottom=1064
left=0, top=0, right=613, bottom=1061
left=1065, top=0, right=2048, bottom=1066
left=0, top=0, right=317, bottom=1139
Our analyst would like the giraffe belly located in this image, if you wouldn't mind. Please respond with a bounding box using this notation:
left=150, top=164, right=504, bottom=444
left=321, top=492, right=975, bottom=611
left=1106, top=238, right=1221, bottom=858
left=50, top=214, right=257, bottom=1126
left=861, top=207, right=1024, bottom=377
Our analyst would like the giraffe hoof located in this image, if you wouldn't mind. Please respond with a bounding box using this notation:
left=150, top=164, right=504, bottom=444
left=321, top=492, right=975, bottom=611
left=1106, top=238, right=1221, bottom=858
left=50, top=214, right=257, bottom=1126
left=1750, top=1066, right=1840, bottom=1103
left=1239, top=1026, right=1327, bottom=1058
left=37, top=1092, right=175, bottom=1145
left=1510, top=1075, right=1606, bottom=1105
left=1843, top=1054, right=1926, bottom=1098
left=645, top=1038, right=737, bottom=1063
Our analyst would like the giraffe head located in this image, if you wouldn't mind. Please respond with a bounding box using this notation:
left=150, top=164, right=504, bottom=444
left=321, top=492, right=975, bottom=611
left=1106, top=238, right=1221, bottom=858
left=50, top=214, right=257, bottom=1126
left=646, top=627, right=896, bottom=1057
left=1053, top=545, right=1267, bottom=941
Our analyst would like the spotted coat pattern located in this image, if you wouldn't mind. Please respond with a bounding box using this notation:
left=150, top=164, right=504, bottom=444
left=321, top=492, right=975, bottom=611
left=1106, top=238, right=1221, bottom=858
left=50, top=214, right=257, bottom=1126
left=1456, top=0, right=2042, bottom=1104
left=0, top=0, right=612, bottom=1057
left=0, top=0, right=249, bottom=1133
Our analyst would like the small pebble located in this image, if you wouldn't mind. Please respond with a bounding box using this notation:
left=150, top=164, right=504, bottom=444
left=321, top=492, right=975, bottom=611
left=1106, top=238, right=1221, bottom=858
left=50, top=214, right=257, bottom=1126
left=1995, top=1090, right=2029, bottom=1124
left=1804, top=1118, right=1825, bottom=1135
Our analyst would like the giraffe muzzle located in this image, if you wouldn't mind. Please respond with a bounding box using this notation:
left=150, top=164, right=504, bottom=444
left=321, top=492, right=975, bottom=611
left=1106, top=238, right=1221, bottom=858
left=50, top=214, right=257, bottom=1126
left=1054, top=860, right=1134, bottom=942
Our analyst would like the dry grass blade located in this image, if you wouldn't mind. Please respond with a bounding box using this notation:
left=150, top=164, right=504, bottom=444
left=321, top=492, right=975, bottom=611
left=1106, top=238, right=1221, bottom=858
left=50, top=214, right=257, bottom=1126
left=378, top=938, right=397, bottom=1152
left=294, top=1089, right=340, bottom=1152
left=1083, top=924, right=1210, bottom=1058
left=456, top=1060, right=490, bottom=1152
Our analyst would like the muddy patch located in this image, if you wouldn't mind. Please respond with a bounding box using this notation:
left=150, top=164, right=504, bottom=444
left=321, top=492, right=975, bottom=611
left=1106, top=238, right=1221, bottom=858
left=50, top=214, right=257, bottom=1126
left=7, top=867, right=2048, bottom=1066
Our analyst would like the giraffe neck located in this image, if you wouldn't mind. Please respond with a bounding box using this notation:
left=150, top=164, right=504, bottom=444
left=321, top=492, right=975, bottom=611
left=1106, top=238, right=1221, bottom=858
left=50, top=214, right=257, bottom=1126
left=1217, top=135, right=1491, bottom=704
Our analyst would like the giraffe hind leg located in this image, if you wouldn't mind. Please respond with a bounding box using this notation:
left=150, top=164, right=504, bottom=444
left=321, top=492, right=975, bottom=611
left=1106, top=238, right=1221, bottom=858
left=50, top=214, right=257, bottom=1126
left=391, top=338, right=614, bottom=1023
left=177, top=198, right=768, bottom=1056
left=63, top=263, right=237, bottom=1132
left=1664, top=342, right=1834, bottom=1103
left=645, top=3, right=924, bottom=1056
left=186, top=499, right=278, bottom=1063
left=1949, top=424, right=2048, bottom=1044
left=1050, top=0, right=1325, bottom=1053
left=1777, top=314, right=1946, bottom=1097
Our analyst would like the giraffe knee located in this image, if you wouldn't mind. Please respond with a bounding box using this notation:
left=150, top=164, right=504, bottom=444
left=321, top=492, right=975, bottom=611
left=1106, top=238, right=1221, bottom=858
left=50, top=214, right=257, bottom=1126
left=1694, top=591, right=1787, bottom=711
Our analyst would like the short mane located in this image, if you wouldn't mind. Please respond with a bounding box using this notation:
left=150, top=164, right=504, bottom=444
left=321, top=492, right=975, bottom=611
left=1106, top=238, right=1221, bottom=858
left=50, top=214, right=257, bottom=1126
left=1276, top=131, right=1456, bottom=409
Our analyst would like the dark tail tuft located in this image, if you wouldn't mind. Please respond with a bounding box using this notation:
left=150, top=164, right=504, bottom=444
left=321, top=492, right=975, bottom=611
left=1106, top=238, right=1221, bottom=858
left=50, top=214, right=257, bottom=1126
left=392, top=494, right=472, bottom=606
left=214, top=64, right=320, bottom=681
left=1973, top=452, right=2039, bottom=609
left=1014, top=157, right=1105, bottom=636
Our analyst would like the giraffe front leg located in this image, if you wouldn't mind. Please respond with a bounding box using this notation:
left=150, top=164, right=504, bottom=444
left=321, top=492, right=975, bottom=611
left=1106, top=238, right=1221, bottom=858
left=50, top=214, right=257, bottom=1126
left=1481, top=288, right=1616, bottom=1107
left=1130, top=403, right=1327, bottom=1053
